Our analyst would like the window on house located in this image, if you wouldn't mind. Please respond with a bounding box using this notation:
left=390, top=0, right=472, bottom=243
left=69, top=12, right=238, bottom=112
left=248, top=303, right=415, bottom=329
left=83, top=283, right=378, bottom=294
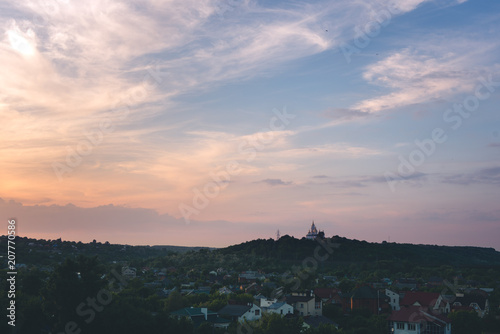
left=408, top=323, right=416, bottom=330
left=397, top=323, right=405, bottom=330
left=280, top=310, right=283, bottom=314
left=255, top=310, right=260, bottom=316
left=300, top=303, right=304, bottom=308
left=315, top=302, right=321, bottom=309
left=393, top=298, right=396, bottom=303
left=393, top=306, right=396, bottom=310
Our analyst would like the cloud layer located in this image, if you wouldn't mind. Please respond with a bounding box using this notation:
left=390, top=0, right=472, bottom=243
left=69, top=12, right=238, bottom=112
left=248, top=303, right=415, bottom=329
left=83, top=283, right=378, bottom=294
left=1, top=0, right=500, bottom=249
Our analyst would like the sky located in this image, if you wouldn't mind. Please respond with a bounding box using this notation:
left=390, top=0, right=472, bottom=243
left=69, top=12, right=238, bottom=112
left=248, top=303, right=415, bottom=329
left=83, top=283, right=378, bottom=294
left=1, top=0, right=499, bottom=249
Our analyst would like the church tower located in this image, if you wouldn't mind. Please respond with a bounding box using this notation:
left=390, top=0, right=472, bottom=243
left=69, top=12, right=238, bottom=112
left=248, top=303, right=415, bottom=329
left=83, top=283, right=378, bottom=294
left=306, top=221, right=319, bottom=240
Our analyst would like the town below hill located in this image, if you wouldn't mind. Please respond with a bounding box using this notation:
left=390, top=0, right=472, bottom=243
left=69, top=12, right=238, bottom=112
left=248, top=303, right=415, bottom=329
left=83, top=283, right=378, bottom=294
left=1, top=234, right=500, bottom=333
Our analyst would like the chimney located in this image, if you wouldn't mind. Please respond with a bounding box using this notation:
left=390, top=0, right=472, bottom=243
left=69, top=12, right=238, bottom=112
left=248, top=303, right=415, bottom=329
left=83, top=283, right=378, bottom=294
left=201, top=308, right=208, bottom=320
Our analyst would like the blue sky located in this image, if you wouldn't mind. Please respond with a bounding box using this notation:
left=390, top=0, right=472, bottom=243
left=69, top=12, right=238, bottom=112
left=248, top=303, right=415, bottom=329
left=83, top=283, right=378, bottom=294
left=1, top=0, right=499, bottom=248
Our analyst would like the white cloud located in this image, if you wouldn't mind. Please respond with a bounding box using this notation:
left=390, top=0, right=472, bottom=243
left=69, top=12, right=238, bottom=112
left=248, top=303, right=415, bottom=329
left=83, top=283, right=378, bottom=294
left=352, top=37, right=499, bottom=113
left=0, top=0, right=470, bottom=211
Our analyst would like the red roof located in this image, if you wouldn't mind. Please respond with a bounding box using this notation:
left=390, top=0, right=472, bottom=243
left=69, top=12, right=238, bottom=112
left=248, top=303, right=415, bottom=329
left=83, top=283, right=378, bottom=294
left=389, top=306, right=427, bottom=322
left=388, top=306, right=451, bottom=324
left=401, top=292, right=440, bottom=307
left=314, top=288, right=339, bottom=299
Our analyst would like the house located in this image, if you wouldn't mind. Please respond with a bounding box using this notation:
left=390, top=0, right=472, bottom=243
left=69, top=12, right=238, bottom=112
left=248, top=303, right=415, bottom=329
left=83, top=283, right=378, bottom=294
left=400, top=291, right=450, bottom=314
left=170, top=307, right=230, bottom=329
left=160, top=287, right=177, bottom=297
left=342, top=286, right=389, bottom=315
left=388, top=306, right=451, bottom=334
left=452, top=292, right=489, bottom=318
left=381, top=278, right=392, bottom=286
left=244, top=282, right=262, bottom=294
left=254, top=294, right=277, bottom=308
left=218, top=286, right=233, bottom=295
left=314, top=288, right=342, bottom=305
left=263, top=282, right=278, bottom=290
left=427, top=276, right=444, bottom=287
left=265, top=302, right=294, bottom=316
left=238, top=271, right=265, bottom=283
left=218, top=304, right=262, bottom=322
left=395, top=278, right=418, bottom=290
left=121, top=266, right=137, bottom=279
left=386, top=289, right=400, bottom=311
left=286, top=292, right=322, bottom=317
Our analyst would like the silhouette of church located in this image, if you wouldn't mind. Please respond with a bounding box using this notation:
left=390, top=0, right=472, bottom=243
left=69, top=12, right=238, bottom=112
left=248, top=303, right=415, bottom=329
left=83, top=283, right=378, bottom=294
left=306, top=221, right=324, bottom=240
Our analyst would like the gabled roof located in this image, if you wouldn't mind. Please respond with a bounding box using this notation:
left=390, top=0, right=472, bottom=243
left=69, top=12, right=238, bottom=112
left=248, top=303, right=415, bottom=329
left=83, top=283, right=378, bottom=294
left=314, top=288, right=339, bottom=299
left=170, top=307, right=217, bottom=317
left=351, top=286, right=378, bottom=299
left=286, top=294, right=315, bottom=303
left=401, top=292, right=441, bottom=307
left=388, top=306, right=451, bottom=324
left=218, top=304, right=253, bottom=317
left=268, top=302, right=288, bottom=310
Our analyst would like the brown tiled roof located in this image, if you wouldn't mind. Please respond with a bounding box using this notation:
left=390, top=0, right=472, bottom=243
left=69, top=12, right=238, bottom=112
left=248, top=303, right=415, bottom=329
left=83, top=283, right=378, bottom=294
left=286, top=295, right=314, bottom=303
left=401, top=292, right=440, bottom=307
left=388, top=306, right=451, bottom=324
left=314, top=288, right=339, bottom=299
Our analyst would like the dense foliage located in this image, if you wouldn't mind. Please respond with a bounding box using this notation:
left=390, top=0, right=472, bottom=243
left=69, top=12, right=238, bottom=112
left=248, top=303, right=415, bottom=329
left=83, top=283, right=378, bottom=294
left=1, top=235, right=500, bottom=333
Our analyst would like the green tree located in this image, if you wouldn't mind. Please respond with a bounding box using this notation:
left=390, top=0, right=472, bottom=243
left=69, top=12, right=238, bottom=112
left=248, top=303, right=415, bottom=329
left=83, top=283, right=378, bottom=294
left=43, top=255, right=106, bottom=331
left=164, top=290, right=188, bottom=312
left=338, top=279, right=355, bottom=294
left=254, top=313, right=304, bottom=334
left=448, top=311, right=481, bottom=334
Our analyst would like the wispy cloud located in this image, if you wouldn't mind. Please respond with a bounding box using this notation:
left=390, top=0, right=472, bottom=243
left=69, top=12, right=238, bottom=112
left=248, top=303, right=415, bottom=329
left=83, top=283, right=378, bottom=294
left=442, top=167, right=500, bottom=185
left=353, top=48, right=480, bottom=113
left=322, top=108, right=371, bottom=121
left=310, top=172, right=427, bottom=188
left=260, top=178, right=293, bottom=186
left=2, top=0, right=499, bottom=250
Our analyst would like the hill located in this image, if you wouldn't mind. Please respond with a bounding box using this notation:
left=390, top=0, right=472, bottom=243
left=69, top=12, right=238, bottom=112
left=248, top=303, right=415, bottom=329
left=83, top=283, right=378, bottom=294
left=151, top=245, right=217, bottom=253
left=219, top=235, right=500, bottom=268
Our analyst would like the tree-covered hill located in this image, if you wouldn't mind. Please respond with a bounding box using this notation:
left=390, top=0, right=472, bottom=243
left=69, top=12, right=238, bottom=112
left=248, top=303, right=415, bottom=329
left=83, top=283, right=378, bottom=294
left=219, top=235, right=500, bottom=268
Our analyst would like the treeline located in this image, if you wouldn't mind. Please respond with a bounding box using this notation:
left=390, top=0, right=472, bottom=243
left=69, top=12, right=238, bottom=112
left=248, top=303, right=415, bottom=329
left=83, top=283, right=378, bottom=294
left=219, top=235, right=500, bottom=267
